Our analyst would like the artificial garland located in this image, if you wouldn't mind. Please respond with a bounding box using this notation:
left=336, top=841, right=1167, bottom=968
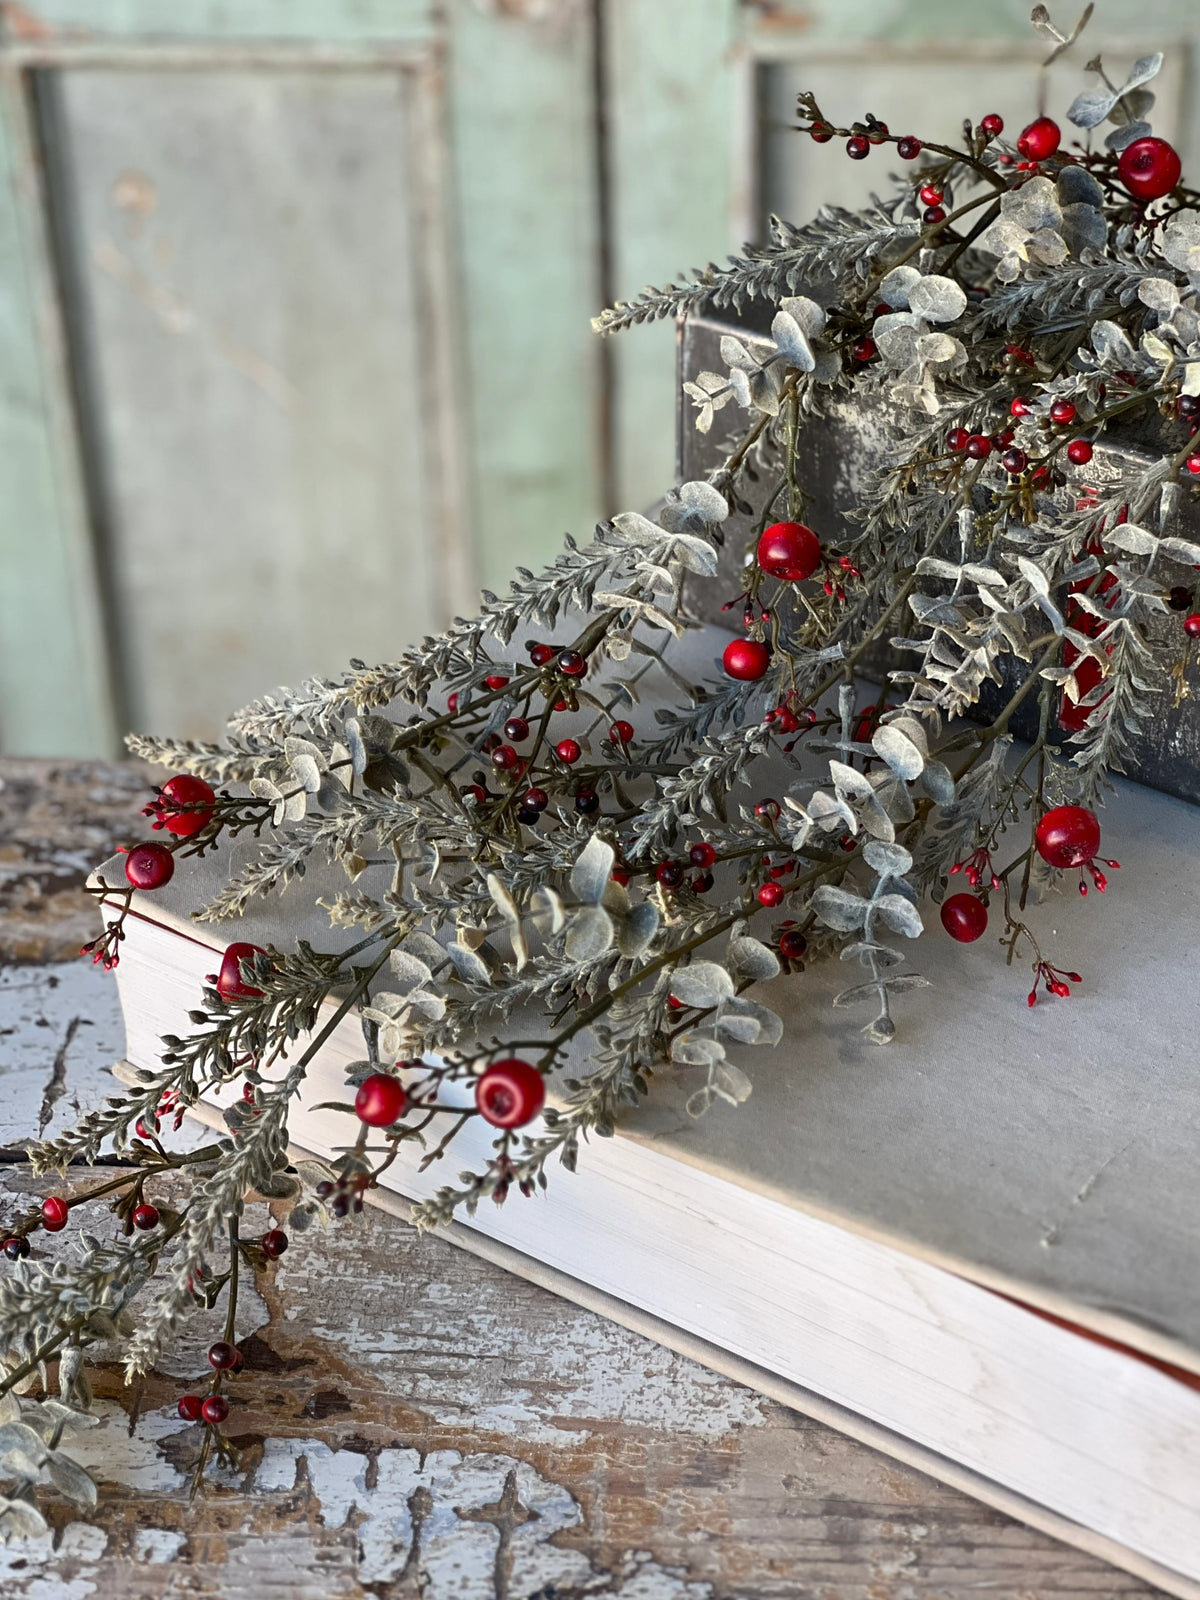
left=2, top=3, right=1199, bottom=1527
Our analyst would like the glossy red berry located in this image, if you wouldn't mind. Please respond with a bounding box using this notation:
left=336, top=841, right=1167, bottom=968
left=476, top=1059, right=544, bottom=1128
left=1187, top=454, right=1200, bottom=475
left=923, top=204, right=947, bottom=226
left=919, top=184, right=943, bottom=207
left=852, top=335, right=877, bottom=362
left=757, top=882, right=784, bottom=908
left=1002, top=447, right=1028, bottom=475
left=866, top=121, right=889, bottom=145
left=41, top=1197, right=69, bottom=1232
left=1066, top=439, right=1093, bottom=465
left=460, top=783, right=487, bottom=805
left=207, top=1341, right=239, bottom=1371
left=940, top=893, right=988, bottom=943
left=124, top=842, right=174, bottom=891
left=779, top=929, right=808, bottom=960
left=689, top=841, right=716, bottom=869
left=556, top=738, right=582, bottom=764
left=1035, top=804, right=1101, bottom=869
left=896, top=135, right=921, bottom=160
left=132, top=1203, right=160, bottom=1231
left=557, top=650, right=587, bottom=677
left=484, top=674, right=509, bottom=691
left=217, top=942, right=266, bottom=1001
left=524, top=787, right=549, bottom=810
left=1017, top=117, right=1060, bottom=161
left=846, top=135, right=870, bottom=160
left=809, top=122, right=833, bottom=143
left=610, top=720, right=634, bottom=743
left=757, top=521, right=821, bottom=582
left=1118, top=136, right=1181, bottom=201
left=981, top=113, right=1004, bottom=138
left=946, top=427, right=970, bottom=452
left=529, top=642, right=556, bottom=667
left=201, top=1396, right=229, bottom=1426
left=965, top=434, right=992, bottom=460
left=722, top=638, right=770, bottom=681
left=3, top=1236, right=29, bottom=1260
left=177, top=1395, right=203, bottom=1421
left=993, top=427, right=1015, bottom=448
left=261, top=1229, right=289, bottom=1258
left=656, top=861, right=684, bottom=889
left=157, top=775, right=216, bottom=838
left=504, top=717, right=530, bottom=742
left=1010, top=396, right=1031, bottom=418
left=490, top=743, right=519, bottom=772
left=1049, top=399, right=1076, bottom=425
left=1185, top=614, right=1200, bottom=639
left=355, top=1073, right=407, bottom=1128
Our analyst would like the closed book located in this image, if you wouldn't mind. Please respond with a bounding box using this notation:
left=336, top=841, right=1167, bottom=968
left=95, top=626, right=1200, bottom=1597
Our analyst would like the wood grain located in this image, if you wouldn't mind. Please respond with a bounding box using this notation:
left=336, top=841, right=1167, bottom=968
left=0, top=756, right=1166, bottom=1597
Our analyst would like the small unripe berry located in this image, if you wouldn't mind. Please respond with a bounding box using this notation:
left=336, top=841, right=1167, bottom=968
left=574, top=790, right=599, bottom=815
left=355, top=1073, right=407, bottom=1128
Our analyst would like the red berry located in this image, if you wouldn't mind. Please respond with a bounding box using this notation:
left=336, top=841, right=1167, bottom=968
left=355, top=1073, right=407, bottom=1128
left=757, top=882, right=784, bottom=908
left=656, top=861, right=684, bottom=889
left=919, top=184, right=943, bottom=207
left=524, top=787, right=549, bottom=810
left=946, top=427, right=970, bottom=452
left=1017, top=116, right=1060, bottom=161
left=41, top=1197, right=69, bottom=1232
left=1187, top=454, right=1200, bottom=475
left=965, top=434, right=991, bottom=460
left=490, top=743, right=519, bottom=772
left=177, top=1395, right=203, bottom=1421
left=3, top=1236, right=29, bottom=1260
left=217, top=942, right=266, bottom=1001
left=1035, top=804, right=1101, bottom=869
left=981, top=113, right=1004, bottom=138
left=755, top=798, right=781, bottom=820
left=557, top=650, right=587, bottom=677
left=852, top=335, right=877, bottom=362
left=1010, top=397, right=1030, bottom=418
left=1185, top=614, right=1200, bottom=639
left=446, top=692, right=459, bottom=713
left=923, top=205, right=947, bottom=225
left=610, top=720, right=634, bottom=743
left=1049, top=398, right=1076, bottom=425
left=132, top=1203, right=160, bottom=1231
left=207, top=1341, right=239, bottom=1371
left=261, top=1229, right=288, bottom=1258
left=866, top=121, right=889, bottom=145
left=484, top=674, right=509, bottom=691
left=460, top=783, right=487, bottom=805
left=529, top=642, right=556, bottom=667
left=476, top=1058, right=544, bottom=1128
left=722, top=638, right=770, bottom=681
left=757, top=521, right=821, bottom=582
left=1066, top=439, right=1093, bottom=465
left=897, top=135, right=921, bottom=160
left=201, top=1395, right=229, bottom=1426
left=1118, top=136, right=1182, bottom=201
left=124, top=842, right=174, bottom=891
left=809, top=122, right=833, bottom=144
left=940, top=893, right=988, bottom=943
left=846, top=135, right=870, bottom=160
left=689, top=842, right=716, bottom=869
left=1002, top=447, right=1028, bottom=475
left=504, top=717, right=530, bottom=742
left=158, top=775, right=216, bottom=838
left=556, top=738, right=582, bottom=764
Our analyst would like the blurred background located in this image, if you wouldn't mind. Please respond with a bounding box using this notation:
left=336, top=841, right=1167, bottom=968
left=3, top=0, right=1199, bottom=756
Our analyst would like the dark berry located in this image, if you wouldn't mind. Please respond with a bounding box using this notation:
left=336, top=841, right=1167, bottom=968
left=946, top=427, right=970, bottom=452
left=1169, top=586, right=1194, bottom=611
left=846, top=135, right=870, bottom=160
left=1066, top=439, right=1093, bottom=465
left=994, top=427, right=1015, bottom=448
left=331, top=1193, right=351, bottom=1218
left=656, top=861, right=684, bottom=890
left=557, top=650, right=587, bottom=677
left=1178, top=393, right=1200, bottom=419
left=178, top=1395, right=203, bottom=1421
left=476, top=1059, right=544, bottom=1129
left=722, top=638, right=770, bottom=680
left=755, top=799, right=781, bottom=821
left=965, top=434, right=991, bottom=460
left=574, top=790, right=599, bottom=815
left=315, top=1181, right=335, bottom=1199
left=524, top=787, right=549, bottom=811
left=866, top=121, right=889, bottom=145
left=460, top=783, right=487, bottom=805
left=207, top=1341, right=239, bottom=1371
left=41, top=1197, right=69, bottom=1232
left=689, top=842, right=716, bottom=870
left=490, top=743, right=519, bottom=772
left=124, top=842, right=174, bottom=891
left=779, top=929, right=808, bottom=960
left=1002, top=448, right=1028, bottom=475
left=516, top=805, right=540, bottom=825
left=3, top=1236, right=29, bottom=1260
left=1017, top=117, right=1060, bottom=161
left=897, top=135, right=921, bottom=160
left=809, top=122, right=833, bottom=143
left=504, top=717, right=530, bottom=742
left=355, top=1073, right=406, bottom=1128
left=261, top=1229, right=288, bottom=1259
left=1118, top=136, right=1182, bottom=201
left=940, top=893, right=988, bottom=942
left=923, top=204, right=946, bottom=225
left=132, top=1203, right=160, bottom=1231
left=201, top=1395, right=229, bottom=1426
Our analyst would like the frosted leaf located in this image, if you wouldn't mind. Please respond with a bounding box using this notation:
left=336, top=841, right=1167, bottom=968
left=712, top=1061, right=754, bottom=1106
left=771, top=308, right=816, bottom=371
left=874, top=893, right=923, bottom=938
left=720, top=335, right=762, bottom=373
left=862, top=840, right=913, bottom=878
left=1066, top=86, right=1117, bottom=128
left=1017, top=554, right=1051, bottom=595
left=571, top=833, right=615, bottom=905
left=685, top=1085, right=715, bottom=1119
left=665, top=533, right=720, bottom=575
left=1092, top=319, right=1138, bottom=367
left=1106, top=120, right=1152, bottom=151
left=1057, top=166, right=1104, bottom=208
left=445, top=942, right=491, bottom=986
left=669, top=960, right=735, bottom=1008
left=1061, top=203, right=1106, bottom=257
left=615, top=900, right=659, bottom=959
left=487, top=873, right=521, bottom=925
left=723, top=996, right=783, bottom=1047
left=672, top=1033, right=726, bottom=1067
left=728, top=934, right=781, bottom=981
left=565, top=904, right=614, bottom=963
left=915, top=330, right=959, bottom=366
left=1139, top=276, right=1181, bottom=315
left=1005, top=176, right=1061, bottom=232
left=1161, top=215, right=1200, bottom=283
left=534, top=885, right=567, bottom=932
left=907, top=274, right=966, bottom=324
left=716, top=1011, right=761, bottom=1045
left=778, top=294, right=826, bottom=336
left=388, top=949, right=434, bottom=992
left=872, top=722, right=924, bottom=780
left=919, top=760, right=956, bottom=806
left=1106, top=522, right=1159, bottom=556
left=600, top=878, right=630, bottom=916
left=878, top=265, right=922, bottom=308
left=0, top=1494, right=48, bottom=1541
left=829, top=758, right=875, bottom=803
left=675, top=479, right=729, bottom=525
left=811, top=884, right=868, bottom=932
left=874, top=314, right=921, bottom=365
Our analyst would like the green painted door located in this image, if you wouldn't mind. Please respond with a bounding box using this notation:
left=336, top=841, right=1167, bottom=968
left=3, top=0, right=1198, bottom=753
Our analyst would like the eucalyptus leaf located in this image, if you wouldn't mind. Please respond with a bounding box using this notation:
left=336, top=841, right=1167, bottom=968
left=874, top=894, right=924, bottom=938
left=811, top=884, right=867, bottom=932
left=565, top=904, right=614, bottom=963
left=669, top=961, right=736, bottom=1008
left=571, top=834, right=615, bottom=905
left=727, top=935, right=781, bottom=982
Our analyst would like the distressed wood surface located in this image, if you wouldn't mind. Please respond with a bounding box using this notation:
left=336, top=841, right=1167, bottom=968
left=0, top=756, right=1165, bottom=1598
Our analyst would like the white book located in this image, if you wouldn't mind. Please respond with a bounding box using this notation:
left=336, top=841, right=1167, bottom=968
left=93, top=707, right=1200, bottom=1598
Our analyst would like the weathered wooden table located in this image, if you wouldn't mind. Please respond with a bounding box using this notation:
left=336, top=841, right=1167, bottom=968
left=0, top=757, right=1163, bottom=1599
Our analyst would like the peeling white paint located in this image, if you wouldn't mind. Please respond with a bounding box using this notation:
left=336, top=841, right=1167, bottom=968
left=132, top=1527, right=187, bottom=1563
